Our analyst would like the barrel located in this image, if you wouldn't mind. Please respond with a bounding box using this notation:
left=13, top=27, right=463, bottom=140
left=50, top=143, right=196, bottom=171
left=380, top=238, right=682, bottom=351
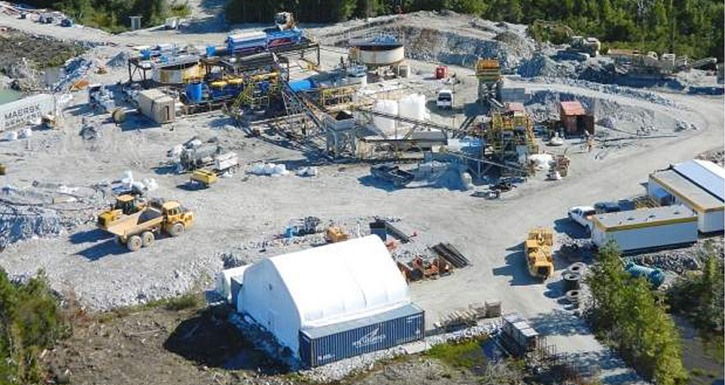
left=140, top=49, right=151, bottom=60
left=186, top=82, right=203, bottom=104
left=563, top=272, right=581, bottom=291
left=206, top=45, right=217, bottom=57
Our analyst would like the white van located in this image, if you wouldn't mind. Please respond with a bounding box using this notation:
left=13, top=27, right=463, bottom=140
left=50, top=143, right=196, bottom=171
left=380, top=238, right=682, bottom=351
left=436, top=89, right=453, bottom=109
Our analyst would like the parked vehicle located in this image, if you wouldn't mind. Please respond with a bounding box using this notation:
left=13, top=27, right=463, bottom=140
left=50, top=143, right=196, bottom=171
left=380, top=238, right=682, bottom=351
left=594, top=200, right=635, bottom=214
left=97, top=194, right=146, bottom=230
left=567, top=205, right=596, bottom=233
left=103, top=200, right=194, bottom=251
left=436, top=89, right=453, bottom=109
left=525, top=227, right=554, bottom=280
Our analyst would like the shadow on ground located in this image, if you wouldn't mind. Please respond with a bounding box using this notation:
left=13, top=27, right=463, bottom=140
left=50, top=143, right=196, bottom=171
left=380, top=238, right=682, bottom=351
left=527, top=309, right=591, bottom=337
left=492, top=243, right=542, bottom=286
left=164, top=307, right=288, bottom=374
left=76, top=239, right=128, bottom=260
left=69, top=228, right=112, bottom=245
left=553, top=218, right=589, bottom=240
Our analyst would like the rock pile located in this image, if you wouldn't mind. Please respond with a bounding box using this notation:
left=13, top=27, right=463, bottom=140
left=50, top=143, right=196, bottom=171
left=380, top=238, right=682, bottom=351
left=0, top=203, right=63, bottom=249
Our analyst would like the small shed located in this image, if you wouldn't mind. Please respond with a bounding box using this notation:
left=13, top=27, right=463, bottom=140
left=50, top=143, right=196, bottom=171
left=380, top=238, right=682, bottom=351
left=138, top=89, right=175, bottom=124
left=591, top=204, right=698, bottom=253
left=559, top=101, right=594, bottom=135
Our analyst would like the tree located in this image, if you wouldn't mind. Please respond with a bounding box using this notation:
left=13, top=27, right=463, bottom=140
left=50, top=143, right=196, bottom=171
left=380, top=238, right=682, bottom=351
left=585, top=242, right=688, bottom=384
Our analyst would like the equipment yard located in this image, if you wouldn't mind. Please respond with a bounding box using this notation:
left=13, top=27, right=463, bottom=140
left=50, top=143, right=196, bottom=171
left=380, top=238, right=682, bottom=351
left=0, top=1, right=723, bottom=384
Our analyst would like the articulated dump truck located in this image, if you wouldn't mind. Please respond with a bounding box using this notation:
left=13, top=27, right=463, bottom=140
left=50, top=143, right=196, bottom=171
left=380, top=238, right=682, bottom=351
left=525, top=227, right=554, bottom=281
left=104, top=200, right=194, bottom=252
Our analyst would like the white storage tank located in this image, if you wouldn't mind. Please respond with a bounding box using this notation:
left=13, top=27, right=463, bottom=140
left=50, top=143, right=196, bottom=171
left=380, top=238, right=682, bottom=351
left=349, top=35, right=405, bottom=67
left=591, top=205, right=698, bottom=253
left=372, top=99, right=398, bottom=134
left=398, top=93, right=427, bottom=122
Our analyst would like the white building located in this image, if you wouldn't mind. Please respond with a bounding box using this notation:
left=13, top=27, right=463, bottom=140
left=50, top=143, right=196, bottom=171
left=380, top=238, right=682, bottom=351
left=230, top=235, right=424, bottom=367
left=648, top=159, right=724, bottom=233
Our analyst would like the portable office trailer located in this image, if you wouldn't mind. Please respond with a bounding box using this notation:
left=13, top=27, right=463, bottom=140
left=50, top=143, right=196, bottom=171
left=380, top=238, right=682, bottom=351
left=138, top=89, right=175, bottom=124
left=648, top=168, right=724, bottom=233
left=299, top=303, right=424, bottom=367
left=591, top=205, right=698, bottom=253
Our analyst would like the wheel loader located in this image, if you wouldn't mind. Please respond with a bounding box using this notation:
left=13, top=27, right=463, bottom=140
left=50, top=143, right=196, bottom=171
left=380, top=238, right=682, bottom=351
left=104, top=200, right=194, bottom=251
left=97, top=194, right=146, bottom=230
left=524, top=227, right=554, bottom=281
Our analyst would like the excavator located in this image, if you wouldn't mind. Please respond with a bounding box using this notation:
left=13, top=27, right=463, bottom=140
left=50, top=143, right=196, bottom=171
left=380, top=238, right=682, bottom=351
left=524, top=227, right=554, bottom=281
left=97, top=195, right=146, bottom=230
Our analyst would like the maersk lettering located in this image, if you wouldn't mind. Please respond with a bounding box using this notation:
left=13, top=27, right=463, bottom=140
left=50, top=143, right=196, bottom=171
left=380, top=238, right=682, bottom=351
left=3, top=104, right=41, bottom=129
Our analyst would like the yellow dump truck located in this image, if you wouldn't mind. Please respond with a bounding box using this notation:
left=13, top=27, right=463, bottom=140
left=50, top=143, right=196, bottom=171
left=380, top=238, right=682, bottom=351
left=190, top=168, right=218, bottom=187
left=524, top=227, right=554, bottom=280
left=105, top=200, right=194, bottom=251
left=97, top=195, right=146, bottom=230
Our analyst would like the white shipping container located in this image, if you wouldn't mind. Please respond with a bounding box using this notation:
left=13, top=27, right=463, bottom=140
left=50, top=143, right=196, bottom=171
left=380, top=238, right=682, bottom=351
left=0, top=94, right=55, bottom=132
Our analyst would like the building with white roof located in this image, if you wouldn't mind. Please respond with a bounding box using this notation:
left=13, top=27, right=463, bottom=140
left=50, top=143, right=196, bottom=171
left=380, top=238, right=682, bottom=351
left=648, top=159, right=724, bottom=233
left=229, top=235, right=424, bottom=367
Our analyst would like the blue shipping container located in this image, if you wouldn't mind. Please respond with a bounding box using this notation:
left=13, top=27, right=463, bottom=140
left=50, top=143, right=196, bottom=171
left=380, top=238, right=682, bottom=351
left=299, top=303, right=424, bottom=367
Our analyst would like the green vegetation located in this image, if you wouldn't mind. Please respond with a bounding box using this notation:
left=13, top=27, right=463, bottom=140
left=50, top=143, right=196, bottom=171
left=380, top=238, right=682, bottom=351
left=667, top=242, right=724, bottom=334
left=426, top=337, right=487, bottom=368
left=585, top=242, right=688, bottom=385
left=0, top=269, right=68, bottom=385
left=98, top=291, right=204, bottom=322
left=20, top=0, right=189, bottom=33
left=225, top=0, right=722, bottom=60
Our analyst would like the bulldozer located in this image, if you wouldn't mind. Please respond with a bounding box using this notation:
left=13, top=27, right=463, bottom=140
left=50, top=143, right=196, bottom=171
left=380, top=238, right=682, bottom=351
left=324, top=227, right=349, bottom=243
left=524, top=227, right=554, bottom=281
left=97, top=195, right=146, bottom=230
left=103, top=200, right=194, bottom=252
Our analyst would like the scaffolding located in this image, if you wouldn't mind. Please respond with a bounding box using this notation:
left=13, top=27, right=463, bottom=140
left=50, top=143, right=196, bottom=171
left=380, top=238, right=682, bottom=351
left=227, top=71, right=281, bottom=118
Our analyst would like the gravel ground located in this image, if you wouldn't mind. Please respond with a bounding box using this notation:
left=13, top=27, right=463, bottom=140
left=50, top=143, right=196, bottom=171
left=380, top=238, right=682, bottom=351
left=0, top=6, right=722, bottom=385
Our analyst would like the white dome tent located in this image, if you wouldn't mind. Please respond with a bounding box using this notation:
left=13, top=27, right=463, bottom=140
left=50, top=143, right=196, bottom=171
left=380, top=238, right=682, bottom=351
left=231, top=235, right=424, bottom=366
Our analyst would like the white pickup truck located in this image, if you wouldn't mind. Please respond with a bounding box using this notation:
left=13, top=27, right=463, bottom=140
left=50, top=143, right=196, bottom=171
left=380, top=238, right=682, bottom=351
left=567, top=206, right=597, bottom=233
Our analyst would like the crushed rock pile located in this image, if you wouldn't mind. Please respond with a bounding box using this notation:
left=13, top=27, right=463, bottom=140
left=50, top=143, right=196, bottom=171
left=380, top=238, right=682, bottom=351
left=0, top=203, right=63, bottom=249
left=517, top=54, right=576, bottom=78
left=106, top=51, right=131, bottom=68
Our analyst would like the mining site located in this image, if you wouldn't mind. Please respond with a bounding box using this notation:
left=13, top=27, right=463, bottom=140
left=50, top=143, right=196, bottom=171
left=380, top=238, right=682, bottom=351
left=0, top=1, right=723, bottom=384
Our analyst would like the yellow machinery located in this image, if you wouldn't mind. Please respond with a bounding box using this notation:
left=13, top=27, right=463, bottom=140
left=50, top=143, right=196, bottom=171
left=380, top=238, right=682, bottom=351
left=475, top=59, right=502, bottom=83
left=105, top=200, right=194, bottom=252
left=0, top=163, right=5, bottom=175
left=524, top=227, right=554, bottom=280
left=190, top=168, right=218, bottom=187
left=325, top=227, right=349, bottom=243
left=97, top=195, right=146, bottom=230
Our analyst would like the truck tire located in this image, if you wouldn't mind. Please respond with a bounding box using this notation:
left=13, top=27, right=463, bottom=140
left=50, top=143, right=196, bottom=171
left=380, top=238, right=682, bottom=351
left=169, top=222, right=184, bottom=237
left=141, top=231, right=154, bottom=247
left=127, top=235, right=143, bottom=252
left=566, top=262, right=586, bottom=276
left=566, top=290, right=581, bottom=308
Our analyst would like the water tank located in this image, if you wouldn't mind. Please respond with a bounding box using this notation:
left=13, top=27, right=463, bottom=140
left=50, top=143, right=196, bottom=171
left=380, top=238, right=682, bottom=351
left=372, top=99, right=398, bottom=134
left=398, top=94, right=427, bottom=121
left=289, top=79, right=315, bottom=92
left=349, top=35, right=405, bottom=67
left=625, top=262, right=665, bottom=288
left=186, top=82, right=203, bottom=104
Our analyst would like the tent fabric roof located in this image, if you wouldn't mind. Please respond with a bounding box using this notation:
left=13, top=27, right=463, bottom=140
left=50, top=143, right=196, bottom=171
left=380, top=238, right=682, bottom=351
left=673, top=159, right=724, bottom=201
left=559, top=101, right=586, bottom=116
left=269, top=235, right=409, bottom=328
